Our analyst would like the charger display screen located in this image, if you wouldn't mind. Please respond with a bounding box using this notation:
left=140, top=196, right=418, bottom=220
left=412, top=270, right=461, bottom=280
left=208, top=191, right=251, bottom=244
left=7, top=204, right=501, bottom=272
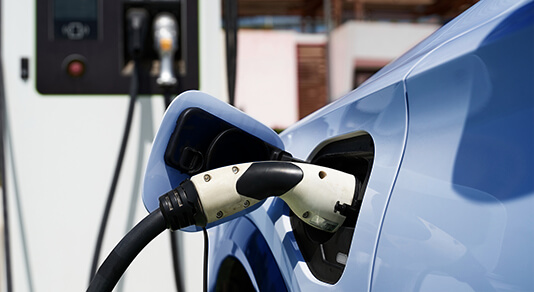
left=53, top=0, right=98, bottom=40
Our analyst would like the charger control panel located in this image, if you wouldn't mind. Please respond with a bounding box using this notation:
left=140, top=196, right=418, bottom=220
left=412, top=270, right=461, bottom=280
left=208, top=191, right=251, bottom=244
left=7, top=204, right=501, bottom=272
left=36, top=0, right=199, bottom=95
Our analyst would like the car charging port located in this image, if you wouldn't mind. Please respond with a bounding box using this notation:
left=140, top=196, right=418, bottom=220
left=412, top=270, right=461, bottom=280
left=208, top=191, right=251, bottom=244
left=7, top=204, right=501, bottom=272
left=290, top=133, right=374, bottom=284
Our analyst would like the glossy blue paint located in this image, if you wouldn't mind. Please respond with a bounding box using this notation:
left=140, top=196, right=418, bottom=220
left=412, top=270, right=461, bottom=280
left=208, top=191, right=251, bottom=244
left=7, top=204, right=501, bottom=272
left=372, top=2, right=534, bottom=291
left=207, top=59, right=411, bottom=291
left=207, top=0, right=533, bottom=291
left=207, top=216, right=288, bottom=292
left=142, top=0, right=533, bottom=290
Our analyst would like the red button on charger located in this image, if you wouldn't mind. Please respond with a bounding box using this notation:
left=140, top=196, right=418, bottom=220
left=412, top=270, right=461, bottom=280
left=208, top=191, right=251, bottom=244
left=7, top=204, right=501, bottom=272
left=67, top=60, right=85, bottom=77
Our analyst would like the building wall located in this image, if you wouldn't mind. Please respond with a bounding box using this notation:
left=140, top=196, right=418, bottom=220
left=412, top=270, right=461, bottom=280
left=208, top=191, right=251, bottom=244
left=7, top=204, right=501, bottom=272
left=330, top=20, right=441, bottom=100
left=235, top=22, right=439, bottom=129
left=234, top=30, right=299, bottom=130
left=297, top=43, right=328, bottom=120
left=235, top=31, right=327, bottom=129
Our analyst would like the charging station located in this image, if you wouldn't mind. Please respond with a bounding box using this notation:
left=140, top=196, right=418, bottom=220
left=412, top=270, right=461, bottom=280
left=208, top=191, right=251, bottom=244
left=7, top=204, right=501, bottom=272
left=36, top=0, right=198, bottom=94
left=2, top=0, right=225, bottom=291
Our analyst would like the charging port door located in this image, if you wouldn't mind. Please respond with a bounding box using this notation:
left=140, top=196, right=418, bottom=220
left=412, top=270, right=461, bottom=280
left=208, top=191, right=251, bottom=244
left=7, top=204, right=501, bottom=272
left=143, top=91, right=288, bottom=214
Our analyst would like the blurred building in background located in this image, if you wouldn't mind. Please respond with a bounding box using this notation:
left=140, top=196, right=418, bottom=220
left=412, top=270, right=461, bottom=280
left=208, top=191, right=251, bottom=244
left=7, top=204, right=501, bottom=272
left=231, top=0, right=478, bottom=129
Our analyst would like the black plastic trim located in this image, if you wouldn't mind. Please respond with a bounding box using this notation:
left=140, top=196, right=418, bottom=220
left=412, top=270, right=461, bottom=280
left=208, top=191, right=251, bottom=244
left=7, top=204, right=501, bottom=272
left=158, top=179, right=206, bottom=230
left=236, top=162, right=303, bottom=200
left=164, top=108, right=292, bottom=175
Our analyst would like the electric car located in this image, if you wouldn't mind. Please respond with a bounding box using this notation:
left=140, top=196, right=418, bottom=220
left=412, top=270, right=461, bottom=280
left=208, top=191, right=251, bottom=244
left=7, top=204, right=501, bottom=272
left=139, top=0, right=533, bottom=291
left=202, top=1, right=534, bottom=291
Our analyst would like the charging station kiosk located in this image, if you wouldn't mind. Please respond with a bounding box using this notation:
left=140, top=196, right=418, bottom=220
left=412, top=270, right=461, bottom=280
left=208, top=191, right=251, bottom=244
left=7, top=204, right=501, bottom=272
left=2, top=0, right=225, bottom=290
left=36, top=0, right=199, bottom=95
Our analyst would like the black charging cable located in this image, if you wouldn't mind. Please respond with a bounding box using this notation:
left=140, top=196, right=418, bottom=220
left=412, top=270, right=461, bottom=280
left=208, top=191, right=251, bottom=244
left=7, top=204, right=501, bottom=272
left=0, top=2, right=13, bottom=288
left=161, top=94, right=184, bottom=290
left=162, top=91, right=185, bottom=292
left=88, top=61, right=139, bottom=283
left=88, top=209, right=167, bottom=292
left=164, top=92, right=173, bottom=108
left=223, top=0, right=238, bottom=106
left=0, top=87, right=13, bottom=292
left=88, top=175, right=206, bottom=292
left=88, top=8, right=149, bottom=284
left=202, top=228, right=209, bottom=292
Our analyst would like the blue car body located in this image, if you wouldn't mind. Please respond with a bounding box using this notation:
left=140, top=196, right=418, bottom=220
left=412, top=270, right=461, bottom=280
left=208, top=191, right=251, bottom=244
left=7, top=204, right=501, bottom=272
left=206, top=0, right=534, bottom=291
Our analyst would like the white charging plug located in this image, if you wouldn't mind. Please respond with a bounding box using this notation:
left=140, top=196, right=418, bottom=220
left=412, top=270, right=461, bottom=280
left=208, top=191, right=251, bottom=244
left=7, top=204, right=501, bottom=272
left=188, top=162, right=356, bottom=232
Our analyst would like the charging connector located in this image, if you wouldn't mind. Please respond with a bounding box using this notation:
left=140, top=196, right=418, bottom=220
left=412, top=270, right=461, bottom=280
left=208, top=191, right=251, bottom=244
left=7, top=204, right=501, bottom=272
left=88, top=161, right=357, bottom=291
left=126, top=8, right=149, bottom=60
left=153, top=12, right=178, bottom=87
left=160, top=161, right=355, bottom=233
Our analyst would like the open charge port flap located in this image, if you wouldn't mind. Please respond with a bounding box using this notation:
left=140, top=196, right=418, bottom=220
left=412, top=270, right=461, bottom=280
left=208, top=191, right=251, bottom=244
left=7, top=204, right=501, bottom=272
left=164, top=108, right=290, bottom=175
